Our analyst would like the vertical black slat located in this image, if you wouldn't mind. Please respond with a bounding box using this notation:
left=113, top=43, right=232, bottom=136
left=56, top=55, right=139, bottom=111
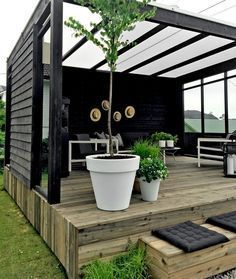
left=31, top=24, right=44, bottom=189
left=48, top=0, right=63, bottom=204
left=4, top=64, right=12, bottom=165
left=224, top=72, right=229, bottom=134
left=201, top=79, right=205, bottom=134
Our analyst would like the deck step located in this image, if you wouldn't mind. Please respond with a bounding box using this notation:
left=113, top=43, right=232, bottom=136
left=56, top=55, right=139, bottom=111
left=140, top=224, right=236, bottom=279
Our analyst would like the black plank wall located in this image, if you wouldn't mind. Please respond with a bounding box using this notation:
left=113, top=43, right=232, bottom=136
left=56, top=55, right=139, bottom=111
left=7, top=0, right=50, bottom=187
left=63, top=67, right=181, bottom=144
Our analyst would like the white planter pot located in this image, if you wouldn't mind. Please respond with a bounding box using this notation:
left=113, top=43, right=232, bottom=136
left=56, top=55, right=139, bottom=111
left=139, top=178, right=160, bottom=201
left=166, top=140, right=174, bottom=147
left=86, top=154, right=140, bottom=211
left=159, top=140, right=166, bottom=147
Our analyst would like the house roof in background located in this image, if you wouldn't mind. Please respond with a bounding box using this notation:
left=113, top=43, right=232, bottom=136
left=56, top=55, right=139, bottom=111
left=0, top=85, right=6, bottom=93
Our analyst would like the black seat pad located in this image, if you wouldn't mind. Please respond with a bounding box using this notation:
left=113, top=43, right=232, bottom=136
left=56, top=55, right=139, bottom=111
left=152, top=221, right=229, bottom=252
left=206, top=211, right=236, bottom=233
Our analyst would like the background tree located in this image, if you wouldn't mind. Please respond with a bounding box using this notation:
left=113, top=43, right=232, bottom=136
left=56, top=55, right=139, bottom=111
left=65, top=0, right=156, bottom=156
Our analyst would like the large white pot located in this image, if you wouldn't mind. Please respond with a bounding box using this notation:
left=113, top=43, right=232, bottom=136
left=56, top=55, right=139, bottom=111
left=166, top=140, right=174, bottom=147
left=159, top=140, right=166, bottom=147
left=139, top=178, right=160, bottom=201
left=86, top=154, right=140, bottom=211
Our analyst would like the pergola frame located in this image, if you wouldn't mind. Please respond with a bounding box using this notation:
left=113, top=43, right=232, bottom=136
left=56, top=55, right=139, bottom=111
left=5, top=0, right=236, bottom=204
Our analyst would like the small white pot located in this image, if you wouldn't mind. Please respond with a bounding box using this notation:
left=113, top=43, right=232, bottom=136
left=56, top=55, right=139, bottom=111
left=139, top=178, right=160, bottom=201
left=159, top=140, right=166, bottom=147
left=166, top=140, right=174, bottom=147
left=86, top=154, right=140, bottom=211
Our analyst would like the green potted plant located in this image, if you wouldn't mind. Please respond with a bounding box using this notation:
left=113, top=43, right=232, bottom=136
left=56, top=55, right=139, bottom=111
left=137, top=157, right=168, bottom=201
left=166, top=134, right=178, bottom=147
left=65, top=0, right=156, bottom=211
left=132, top=139, right=161, bottom=159
left=132, top=139, right=161, bottom=193
left=150, top=132, right=169, bottom=147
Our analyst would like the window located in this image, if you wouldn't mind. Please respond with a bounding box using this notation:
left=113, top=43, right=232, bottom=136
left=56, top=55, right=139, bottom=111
left=228, top=77, right=236, bottom=133
left=204, top=81, right=225, bottom=133
left=184, top=87, right=201, bottom=133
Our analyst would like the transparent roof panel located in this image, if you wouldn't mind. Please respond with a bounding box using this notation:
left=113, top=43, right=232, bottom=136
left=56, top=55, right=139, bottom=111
left=63, top=40, right=104, bottom=69
left=160, top=47, right=236, bottom=78
left=132, top=36, right=232, bottom=75
left=63, top=20, right=156, bottom=69
left=99, top=28, right=198, bottom=72
left=63, top=2, right=101, bottom=55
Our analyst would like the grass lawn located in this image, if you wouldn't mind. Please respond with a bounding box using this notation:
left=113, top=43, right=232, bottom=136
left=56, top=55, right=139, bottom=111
left=0, top=174, right=67, bottom=279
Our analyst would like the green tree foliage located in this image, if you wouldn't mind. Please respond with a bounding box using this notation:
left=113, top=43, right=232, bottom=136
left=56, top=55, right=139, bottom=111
left=65, top=0, right=156, bottom=155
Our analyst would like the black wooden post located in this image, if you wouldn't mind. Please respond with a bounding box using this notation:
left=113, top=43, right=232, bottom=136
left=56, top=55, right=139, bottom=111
left=31, top=24, right=44, bottom=189
left=224, top=72, right=229, bottom=134
left=48, top=0, right=63, bottom=204
left=4, top=64, right=12, bottom=166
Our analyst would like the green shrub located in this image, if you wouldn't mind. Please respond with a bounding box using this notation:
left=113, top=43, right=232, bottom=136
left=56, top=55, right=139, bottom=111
left=132, top=139, right=161, bottom=159
left=83, top=244, right=150, bottom=279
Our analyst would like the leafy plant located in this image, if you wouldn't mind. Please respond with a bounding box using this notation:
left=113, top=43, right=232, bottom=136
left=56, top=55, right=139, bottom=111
left=65, top=0, right=156, bottom=156
left=132, top=139, right=161, bottom=159
left=137, top=157, right=168, bottom=183
left=83, top=244, right=150, bottom=279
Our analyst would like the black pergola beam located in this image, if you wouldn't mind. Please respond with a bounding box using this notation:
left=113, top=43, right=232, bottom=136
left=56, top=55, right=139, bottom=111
left=38, top=16, right=51, bottom=39
left=91, top=24, right=167, bottom=70
left=178, top=58, right=236, bottom=83
left=144, top=5, right=236, bottom=41
left=124, top=33, right=208, bottom=73
left=31, top=24, right=44, bottom=189
left=152, top=42, right=236, bottom=76
left=48, top=0, right=63, bottom=204
left=4, top=65, right=12, bottom=166
left=62, top=27, right=98, bottom=61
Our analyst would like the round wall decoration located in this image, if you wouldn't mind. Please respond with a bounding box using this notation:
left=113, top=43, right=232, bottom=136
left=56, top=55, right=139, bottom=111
left=125, top=106, right=135, bottom=118
left=90, top=108, right=101, bottom=122
left=101, top=100, right=110, bottom=111
left=113, top=111, right=122, bottom=122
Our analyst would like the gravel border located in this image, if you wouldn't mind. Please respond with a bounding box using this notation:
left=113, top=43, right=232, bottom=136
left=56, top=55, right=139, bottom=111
left=208, top=268, right=236, bottom=279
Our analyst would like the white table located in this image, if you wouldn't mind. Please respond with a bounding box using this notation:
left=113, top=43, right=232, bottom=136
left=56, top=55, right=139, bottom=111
left=68, top=138, right=119, bottom=172
left=161, top=147, right=181, bottom=164
left=197, top=138, right=235, bottom=167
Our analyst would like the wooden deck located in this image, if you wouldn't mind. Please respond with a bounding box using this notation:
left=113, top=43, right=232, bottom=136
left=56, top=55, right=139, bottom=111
left=5, top=156, right=236, bottom=278
left=56, top=156, right=236, bottom=269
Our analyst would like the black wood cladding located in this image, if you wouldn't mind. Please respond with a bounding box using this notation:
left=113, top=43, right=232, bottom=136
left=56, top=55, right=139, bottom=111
left=62, top=67, right=180, bottom=140
left=9, top=32, right=33, bottom=187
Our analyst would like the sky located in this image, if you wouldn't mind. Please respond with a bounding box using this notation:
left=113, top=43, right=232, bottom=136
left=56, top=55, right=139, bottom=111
left=1, top=0, right=236, bottom=86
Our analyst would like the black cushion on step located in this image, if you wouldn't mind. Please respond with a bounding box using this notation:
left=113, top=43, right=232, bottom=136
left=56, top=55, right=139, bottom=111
left=152, top=221, right=229, bottom=253
left=206, top=211, right=236, bottom=233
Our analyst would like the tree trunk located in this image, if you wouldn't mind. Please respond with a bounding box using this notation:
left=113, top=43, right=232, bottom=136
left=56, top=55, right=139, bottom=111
left=108, top=70, right=113, bottom=156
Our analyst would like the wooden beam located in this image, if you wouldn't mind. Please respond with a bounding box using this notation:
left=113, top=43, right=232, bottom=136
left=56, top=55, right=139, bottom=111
left=152, top=42, right=236, bottom=77
left=48, top=0, right=63, bottom=204
left=91, top=24, right=167, bottom=70
left=31, top=24, right=44, bottom=189
left=178, top=58, right=236, bottom=83
left=224, top=72, right=229, bottom=134
left=4, top=64, right=12, bottom=165
left=144, top=5, right=236, bottom=41
left=62, top=27, right=98, bottom=61
left=38, top=16, right=51, bottom=39
left=124, top=33, right=208, bottom=73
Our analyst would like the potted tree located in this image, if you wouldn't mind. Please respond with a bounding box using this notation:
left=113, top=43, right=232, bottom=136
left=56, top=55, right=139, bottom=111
left=137, top=157, right=168, bottom=201
left=65, top=0, right=156, bottom=211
